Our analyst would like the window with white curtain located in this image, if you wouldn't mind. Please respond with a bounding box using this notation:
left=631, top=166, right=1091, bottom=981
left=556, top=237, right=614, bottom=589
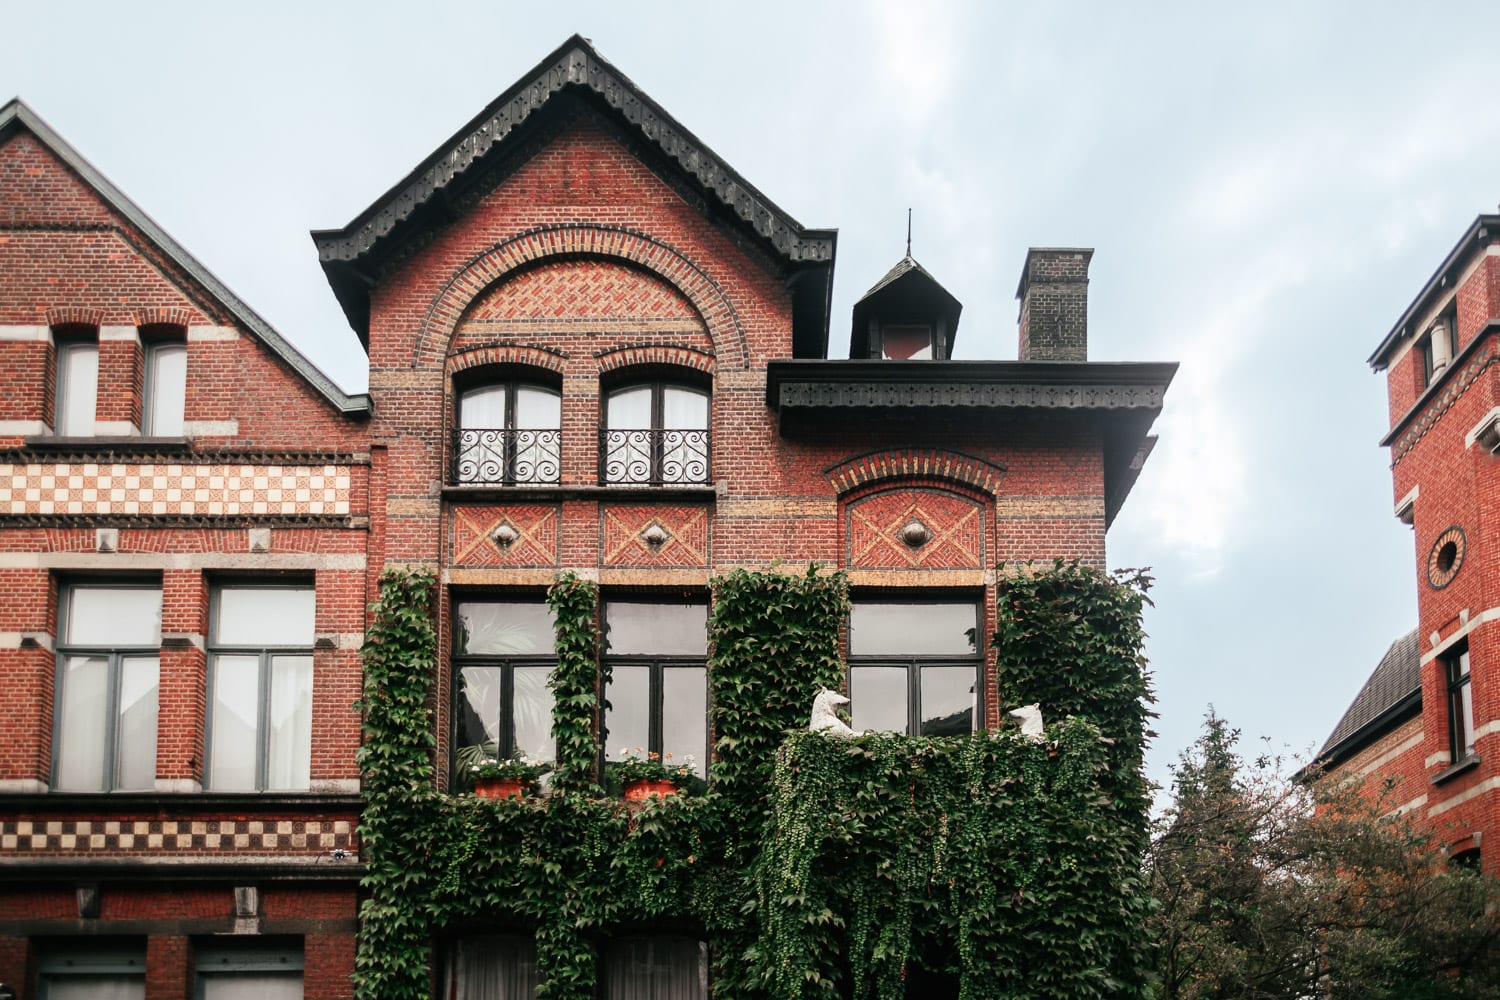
left=601, top=380, right=709, bottom=485
left=54, top=332, right=99, bottom=436
left=53, top=583, right=161, bottom=791
left=604, top=936, right=707, bottom=1000
left=37, top=948, right=146, bottom=1000
left=144, top=339, right=187, bottom=436
left=445, top=935, right=537, bottom=1000
left=195, top=943, right=303, bottom=1000
left=206, top=584, right=315, bottom=791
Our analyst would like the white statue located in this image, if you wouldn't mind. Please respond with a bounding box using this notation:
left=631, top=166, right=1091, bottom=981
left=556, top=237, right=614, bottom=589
left=1008, top=703, right=1045, bottom=741
left=810, top=689, right=859, bottom=738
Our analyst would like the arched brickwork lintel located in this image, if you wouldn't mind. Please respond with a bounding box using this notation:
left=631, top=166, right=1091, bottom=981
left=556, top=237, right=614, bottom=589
left=446, top=344, right=569, bottom=377
left=413, top=225, right=748, bottom=371
left=45, top=308, right=104, bottom=329
left=595, top=344, right=715, bottom=376
left=827, top=448, right=1007, bottom=500
left=132, top=308, right=198, bottom=330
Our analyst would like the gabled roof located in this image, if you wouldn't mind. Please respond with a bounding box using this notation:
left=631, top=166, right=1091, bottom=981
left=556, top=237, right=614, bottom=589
left=1318, top=628, right=1422, bottom=767
left=1369, top=215, right=1500, bottom=369
left=848, top=255, right=963, bottom=359
left=0, top=99, right=368, bottom=416
left=312, top=34, right=837, bottom=356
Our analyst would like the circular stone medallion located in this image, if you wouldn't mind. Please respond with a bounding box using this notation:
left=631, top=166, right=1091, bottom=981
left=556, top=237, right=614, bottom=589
left=1426, top=525, right=1466, bottom=590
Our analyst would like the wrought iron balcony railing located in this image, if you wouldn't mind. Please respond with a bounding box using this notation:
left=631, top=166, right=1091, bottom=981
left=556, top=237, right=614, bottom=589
left=453, top=428, right=561, bottom=485
left=599, top=428, right=710, bottom=486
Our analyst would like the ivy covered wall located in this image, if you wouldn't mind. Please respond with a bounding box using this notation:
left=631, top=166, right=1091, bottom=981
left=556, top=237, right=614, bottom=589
left=354, top=563, right=1154, bottom=1000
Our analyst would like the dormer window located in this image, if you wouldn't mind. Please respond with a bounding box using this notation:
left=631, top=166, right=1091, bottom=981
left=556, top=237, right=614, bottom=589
left=848, top=256, right=962, bottom=361
left=878, top=324, right=934, bottom=360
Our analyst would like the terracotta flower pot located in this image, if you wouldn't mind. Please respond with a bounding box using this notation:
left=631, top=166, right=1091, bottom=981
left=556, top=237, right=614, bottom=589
left=473, top=777, right=527, bottom=800
left=623, top=778, right=678, bottom=801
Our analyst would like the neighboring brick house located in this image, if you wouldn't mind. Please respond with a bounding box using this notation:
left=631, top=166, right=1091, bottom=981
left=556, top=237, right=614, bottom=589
left=1318, top=214, right=1500, bottom=871
left=0, top=35, right=1175, bottom=998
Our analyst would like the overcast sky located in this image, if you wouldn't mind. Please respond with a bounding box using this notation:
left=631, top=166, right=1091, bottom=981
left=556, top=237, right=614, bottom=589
left=9, top=1, right=1496, bottom=795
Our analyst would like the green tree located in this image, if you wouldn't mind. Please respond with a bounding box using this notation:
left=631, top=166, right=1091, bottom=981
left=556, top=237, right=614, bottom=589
left=1148, top=713, right=1500, bottom=999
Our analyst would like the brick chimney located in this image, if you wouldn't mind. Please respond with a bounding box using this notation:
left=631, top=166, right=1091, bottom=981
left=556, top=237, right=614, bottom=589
left=1016, top=248, right=1093, bottom=361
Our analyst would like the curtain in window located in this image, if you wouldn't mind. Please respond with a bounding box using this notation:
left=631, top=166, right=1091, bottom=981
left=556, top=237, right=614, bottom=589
left=116, top=655, right=159, bottom=789
left=605, top=938, right=706, bottom=1000
left=56, top=655, right=109, bottom=790
left=200, top=972, right=303, bottom=1000
left=268, top=655, right=313, bottom=789
left=449, top=936, right=537, bottom=1000
left=209, top=654, right=260, bottom=790
left=43, top=975, right=144, bottom=1000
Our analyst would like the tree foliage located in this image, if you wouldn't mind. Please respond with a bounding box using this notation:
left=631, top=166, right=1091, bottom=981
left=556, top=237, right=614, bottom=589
left=1148, top=713, right=1500, bottom=1000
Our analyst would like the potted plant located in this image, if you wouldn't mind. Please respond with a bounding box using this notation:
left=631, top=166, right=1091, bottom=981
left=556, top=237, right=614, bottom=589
left=467, top=755, right=549, bottom=799
left=614, top=748, right=695, bottom=801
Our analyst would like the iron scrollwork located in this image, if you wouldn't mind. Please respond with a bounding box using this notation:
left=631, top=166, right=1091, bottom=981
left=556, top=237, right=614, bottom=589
left=600, top=428, right=710, bottom=485
left=454, top=428, right=561, bottom=485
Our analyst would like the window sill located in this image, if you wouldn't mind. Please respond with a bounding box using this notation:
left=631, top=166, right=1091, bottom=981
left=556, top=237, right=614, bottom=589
left=1431, top=754, right=1481, bottom=786
left=0, top=790, right=363, bottom=810
left=23, top=434, right=192, bottom=453
left=443, top=484, right=717, bottom=501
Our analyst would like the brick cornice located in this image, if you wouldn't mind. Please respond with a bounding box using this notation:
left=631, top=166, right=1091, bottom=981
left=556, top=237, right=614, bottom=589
left=1383, top=325, right=1499, bottom=465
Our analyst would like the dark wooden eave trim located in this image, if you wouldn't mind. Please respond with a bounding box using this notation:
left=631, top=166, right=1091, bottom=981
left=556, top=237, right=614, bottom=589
left=0, top=99, right=370, bottom=416
left=1370, top=215, right=1500, bottom=369
left=1310, top=687, right=1423, bottom=775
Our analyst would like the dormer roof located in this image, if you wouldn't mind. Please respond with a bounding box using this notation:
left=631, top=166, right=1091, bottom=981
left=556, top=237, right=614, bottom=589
left=0, top=98, right=369, bottom=416
left=848, top=255, right=963, bottom=359
left=311, top=34, right=838, bottom=357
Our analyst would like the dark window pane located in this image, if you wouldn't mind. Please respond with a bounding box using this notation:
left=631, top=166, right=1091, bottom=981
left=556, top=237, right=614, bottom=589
left=605, top=602, right=707, bottom=656
left=920, top=665, right=976, bottom=737
left=456, top=666, right=502, bottom=755
left=850, top=602, right=977, bottom=656
left=456, top=602, right=555, bottom=655
left=605, top=937, right=706, bottom=1000
left=850, top=666, right=908, bottom=734
left=663, top=666, right=707, bottom=776
left=606, top=665, right=651, bottom=759
left=513, top=665, right=555, bottom=762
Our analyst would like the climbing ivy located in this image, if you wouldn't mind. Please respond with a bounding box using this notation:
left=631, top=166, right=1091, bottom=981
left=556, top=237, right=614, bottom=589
left=353, top=563, right=1154, bottom=1000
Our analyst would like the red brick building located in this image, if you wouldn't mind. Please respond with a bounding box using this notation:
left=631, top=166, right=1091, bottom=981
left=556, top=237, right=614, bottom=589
left=1318, top=213, right=1500, bottom=871
left=0, top=36, right=1173, bottom=998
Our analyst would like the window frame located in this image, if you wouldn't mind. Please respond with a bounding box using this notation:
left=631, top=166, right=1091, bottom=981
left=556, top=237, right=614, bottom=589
left=601, top=378, right=711, bottom=486
left=1446, top=642, right=1476, bottom=763
left=53, top=328, right=99, bottom=437
left=51, top=580, right=162, bottom=792
left=453, top=374, right=562, bottom=486
left=452, top=598, right=559, bottom=774
left=602, top=934, right=708, bottom=999
left=142, top=335, right=188, bottom=437
left=204, top=582, right=316, bottom=792
left=194, top=943, right=304, bottom=1000
left=444, top=933, right=538, bottom=1000
left=602, top=599, right=710, bottom=778
left=846, top=596, right=983, bottom=737
left=38, top=946, right=147, bottom=999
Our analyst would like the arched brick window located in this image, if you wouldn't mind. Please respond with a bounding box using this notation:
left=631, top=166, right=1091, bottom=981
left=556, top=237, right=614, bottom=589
left=453, top=369, right=562, bottom=486
left=601, top=375, right=709, bottom=486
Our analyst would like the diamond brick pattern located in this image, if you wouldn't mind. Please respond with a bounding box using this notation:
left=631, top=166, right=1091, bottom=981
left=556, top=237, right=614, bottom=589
left=0, top=817, right=355, bottom=855
left=0, top=462, right=352, bottom=516
left=451, top=504, right=559, bottom=566
left=465, top=258, right=699, bottom=321
left=847, top=489, right=985, bottom=570
left=602, top=504, right=709, bottom=567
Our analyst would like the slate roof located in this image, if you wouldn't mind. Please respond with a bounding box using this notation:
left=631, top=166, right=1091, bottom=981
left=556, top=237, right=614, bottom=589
left=0, top=99, right=369, bottom=416
left=1319, top=628, right=1422, bottom=765
left=849, top=255, right=964, bottom=359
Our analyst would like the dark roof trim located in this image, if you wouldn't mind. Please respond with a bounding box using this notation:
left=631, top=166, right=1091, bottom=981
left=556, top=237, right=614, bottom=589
left=1378, top=319, right=1497, bottom=448
left=312, top=35, right=836, bottom=341
left=1369, top=215, right=1500, bottom=369
left=1313, top=628, right=1423, bottom=772
left=0, top=99, right=370, bottom=417
left=1315, top=688, right=1422, bottom=774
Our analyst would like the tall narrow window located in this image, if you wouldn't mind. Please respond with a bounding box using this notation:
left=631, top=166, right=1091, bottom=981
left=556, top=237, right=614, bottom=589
left=604, top=936, right=707, bottom=1000
left=55, top=334, right=99, bottom=436
left=38, top=948, right=146, bottom=999
left=604, top=600, right=708, bottom=778
left=454, top=379, right=561, bottom=485
left=206, top=585, right=315, bottom=791
left=196, top=944, right=303, bottom=1000
left=602, top=381, right=710, bottom=486
left=53, top=584, right=161, bottom=791
left=446, top=935, right=538, bottom=1000
left=848, top=600, right=980, bottom=736
left=1447, top=643, right=1475, bottom=762
left=143, top=340, right=187, bottom=436
left=454, top=600, right=557, bottom=775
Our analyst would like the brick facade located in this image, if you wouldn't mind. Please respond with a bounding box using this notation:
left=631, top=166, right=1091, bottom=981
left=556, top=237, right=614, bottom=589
left=0, top=35, right=1174, bottom=999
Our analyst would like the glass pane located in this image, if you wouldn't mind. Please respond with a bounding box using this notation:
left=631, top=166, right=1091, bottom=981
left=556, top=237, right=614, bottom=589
left=850, top=666, right=908, bottom=735
left=64, top=586, right=161, bottom=647
left=605, top=665, right=650, bottom=759
left=201, top=973, right=303, bottom=1000
left=56, top=340, right=98, bottom=436
left=452, top=936, right=537, bottom=1000
left=1456, top=649, right=1471, bottom=679
left=850, top=602, right=978, bottom=656
left=456, top=665, right=502, bottom=757
left=663, top=666, right=707, bottom=777
left=605, top=937, right=706, bottom=1000
left=268, top=655, right=312, bottom=790
left=604, top=602, right=707, bottom=656
left=606, top=385, right=652, bottom=429
left=881, top=325, right=933, bottom=360
left=55, top=655, right=109, bottom=791
left=920, top=665, right=976, bottom=737
left=145, top=342, right=187, bottom=436
left=1459, top=682, right=1476, bottom=758
left=456, top=602, right=556, bottom=656
left=460, top=385, right=508, bottom=428
left=115, top=656, right=159, bottom=790
left=513, top=666, right=555, bottom=762
left=661, top=386, right=708, bottom=430
left=215, top=588, right=314, bottom=647
left=43, top=975, right=145, bottom=1000
left=514, top=385, right=560, bottom=428
left=209, top=654, right=261, bottom=790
